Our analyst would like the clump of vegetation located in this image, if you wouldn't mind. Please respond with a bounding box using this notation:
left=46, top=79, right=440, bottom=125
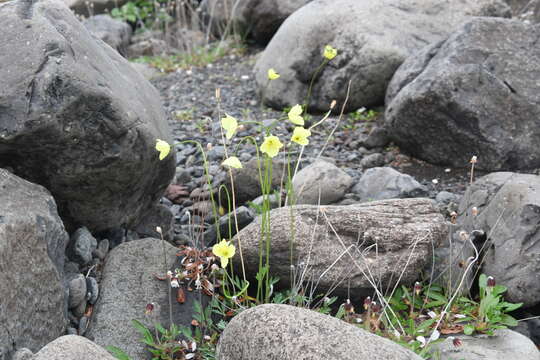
left=132, top=40, right=245, bottom=72
left=109, top=44, right=524, bottom=360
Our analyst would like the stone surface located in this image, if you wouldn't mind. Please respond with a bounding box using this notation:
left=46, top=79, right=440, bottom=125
left=431, top=329, right=540, bottom=360
left=86, top=238, right=206, bottom=359
left=83, top=15, right=132, bottom=56
left=68, top=273, right=88, bottom=309
left=292, top=159, right=353, bottom=205
left=457, top=172, right=540, bottom=307
left=217, top=304, right=423, bottom=360
left=0, top=0, right=175, bottom=233
left=130, top=62, right=163, bottom=80
left=224, top=158, right=284, bottom=204
left=67, top=227, right=98, bottom=265
left=353, top=167, right=428, bottom=202
left=232, top=198, right=447, bottom=297
left=33, top=335, right=117, bottom=360
left=0, top=169, right=68, bottom=358
left=201, top=0, right=312, bottom=44
left=386, top=18, right=540, bottom=171
left=255, top=0, right=510, bottom=113
left=133, top=204, right=174, bottom=241
left=63, top=0, right=128, bottom=16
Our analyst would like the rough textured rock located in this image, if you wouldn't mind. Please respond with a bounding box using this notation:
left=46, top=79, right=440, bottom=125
left=201, top=0, right=312, bottom=44
left=232, top=198, right=447, bottom=297
left=217, top=304, right=423, bottom=360
left=63, top=0, right=128, bottom=16
left=33, top=335, right=117, bottom=360
left=0, top=0, right=175, bottom=232
left=292, top=159, right=353, bottom=205
left=0, top=169, right=68, bottom=358
left=255, top=0, right=510, bottom=113
left=431, top=329, right=540, bottom=360
left=133, top=204, right=174, bottom=241
left=67, top=227, right=98, bottom=265
left=353, top=167, right=428, bottom=202
left=505, top=0, right=540, bottom=21
left=224, top=158, right=284, bottom=205
left=83, top=15, right=132, bottom=56
left=87, top=238, right=206, bottom=360
left=386, top=18, right=540, bottom=171
left=457, top=172, right=540, bottom=307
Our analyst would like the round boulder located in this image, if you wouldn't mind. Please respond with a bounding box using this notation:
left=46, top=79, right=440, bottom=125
left=0, top=0, right=175, bottom=232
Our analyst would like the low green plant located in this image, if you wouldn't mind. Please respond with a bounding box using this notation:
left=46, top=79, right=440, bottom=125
left=336, top=274, right=522, bottom=359
left=111, top=0, right=155, bottom=24
left=344, top=108, right=379, bottom=130
left=457, top=274, right=522, bottom=335
left=132, top=41, right=245, bottom=72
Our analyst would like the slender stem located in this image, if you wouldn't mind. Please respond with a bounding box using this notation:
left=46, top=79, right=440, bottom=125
left=303, top=59, right=328, bottom=112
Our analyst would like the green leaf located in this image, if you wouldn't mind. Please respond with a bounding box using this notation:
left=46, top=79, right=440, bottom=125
left=131, top=320, right=153, bottom=341
left=425, top=300, right=447, bottom=308
left=426, top=290, right=447, bottom=302
left=464, top=324, right=475, bottom=335
left=106, top=346, right=132, bottom=360
left=502, top=302, right=523, bottom=312
left=499, top=314, right=518, bottom=327
left=492, top=285, right=507, bottom=296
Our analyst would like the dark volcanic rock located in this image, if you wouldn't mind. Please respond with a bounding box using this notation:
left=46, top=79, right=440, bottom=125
left=386, top=18, right=540, bottom=171
left=0, top=169, right=68, bottom=358
left=0, top=0, right=175, bottom=232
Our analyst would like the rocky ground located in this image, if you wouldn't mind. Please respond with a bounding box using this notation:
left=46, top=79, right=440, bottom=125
left=151, top=49, right=478, bottom=205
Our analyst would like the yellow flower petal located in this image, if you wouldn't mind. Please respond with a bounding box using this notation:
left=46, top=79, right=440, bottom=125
left=288, top=104, right=304, bottom=126
left=291, top=127, right=311, bottom=146
left=212, top=240, right=236, bottom=268
left=222, top=156, right=243, bottom=169
left=323, top=45, right=338, bottom=60
left=260, top=135, right=284, bottom=158
left=155, top=139, right=171, bottom=161
left=267, top=68, right=280, bottom=80
left=221, top=114, right=238, bottom=140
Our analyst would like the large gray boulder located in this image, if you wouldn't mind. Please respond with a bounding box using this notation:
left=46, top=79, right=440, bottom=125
left=83, top=14, right=132, bottom=56
left=0, top=0, right=175, bottom=232
left=431, top=329, right=540, bottom=360
left=457, top=172, right=540, bottom=307
left=255, top=0, right=510, bottom=113
left=232, top=198, right=447, bottom=297
left=201, top=0, right=312, bottom=44
left=33, top=335, right=117, bottom=360
left=0, top=169, right=68, bottom=358
left=86, top=238, right=206, bottom=360
left=217, top=304, right=423, bottom=360
left=386, top=18, right=540, bottom=171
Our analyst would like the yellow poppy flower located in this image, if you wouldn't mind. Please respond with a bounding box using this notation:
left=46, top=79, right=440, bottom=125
left=291, top=127, right=311, bottom=146
left=221, top=114, right=238, bottom=140
left=323, top=45, right=338, bottom=60
left=260, top=135, right=284, bottom=158
left=288, top=104, right=304, bottom=126
left=155, top=139, right=171, bottom=161
left=222, top=156, right=243, bottom=169
left=212, top=239, right=236, bottom=268
left=267, top=68, right=280, bottom=80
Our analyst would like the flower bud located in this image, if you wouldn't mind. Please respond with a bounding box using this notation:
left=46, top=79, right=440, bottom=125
left=487, top=276, right=496, bottom=287
left=414, top=282, right=422, bottom=295
left=363, top=296, right=372, bottom=310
